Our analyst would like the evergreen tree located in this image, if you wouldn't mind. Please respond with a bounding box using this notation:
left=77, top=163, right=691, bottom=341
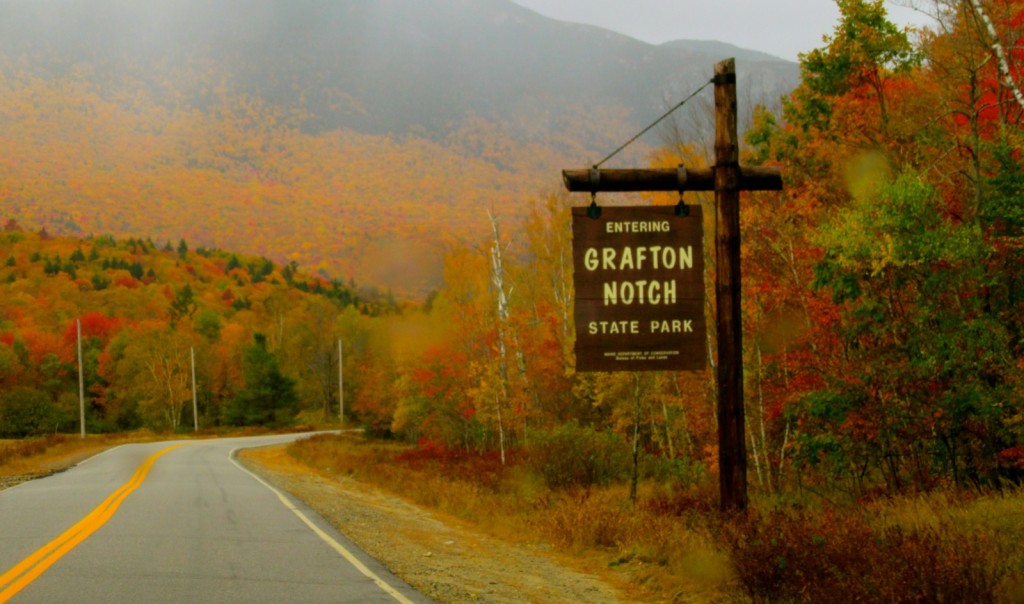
left=128, top=262, right=144, bottom=279
left=169, top=284, right=198, bottom=326
left=226, top=334, right=298, bottom=426
left=0, top=387, right=60, bottom=437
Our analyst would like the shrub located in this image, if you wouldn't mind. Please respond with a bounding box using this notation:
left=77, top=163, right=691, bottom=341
left=0, top=387, right=59, bottom=438
left=538, top=489, right=632, bottom=549
left=0, top=434, right=70, bottom=467
left=526, top=421, right=629, bottom=489
left=719, top=506, right=1008, bottom=603
left=643, top=480, right=718, bottom=516
left=394, top=438, right=513, bottom=491
left=640, top=450, right=707, bottom=484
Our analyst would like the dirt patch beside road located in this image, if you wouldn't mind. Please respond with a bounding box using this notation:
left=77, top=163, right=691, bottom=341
left=237, top=444, right=629, bottom=604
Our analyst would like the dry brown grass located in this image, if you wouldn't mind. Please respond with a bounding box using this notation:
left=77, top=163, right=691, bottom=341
left=0, top=433, right=152, bottom=487
left=286, top=433, right=736, bottom=603
left=285, top=433, right=1024, bottom=604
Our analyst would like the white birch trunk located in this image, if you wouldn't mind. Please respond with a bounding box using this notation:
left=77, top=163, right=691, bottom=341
left=967, top=0, right=1024, bottom=112
left=488, top=210, right=511, bottom=465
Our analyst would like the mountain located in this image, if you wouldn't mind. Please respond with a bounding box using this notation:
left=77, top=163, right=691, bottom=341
left=0, top=0, right=801, bottom=297
left=0, top=0, right=798, bottom=136
left=661, top=40, right=790, bottom=64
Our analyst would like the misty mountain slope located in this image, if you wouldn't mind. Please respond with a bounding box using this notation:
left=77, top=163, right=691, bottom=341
left=0, top=0, right=800, bottom=296
left=662, top=39, right=788, bottom=64
left=0, top=0, right=797, bottom=138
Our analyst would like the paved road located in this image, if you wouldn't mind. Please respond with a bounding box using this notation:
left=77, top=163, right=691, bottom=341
left=0, top=434, right=430, bottom=603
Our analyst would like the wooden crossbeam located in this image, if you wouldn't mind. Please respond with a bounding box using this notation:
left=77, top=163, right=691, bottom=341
left=562, top=166, right=781, bottom=193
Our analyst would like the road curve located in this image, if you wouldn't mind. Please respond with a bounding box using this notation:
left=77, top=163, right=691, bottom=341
left=0, top=434, right=431, bottom=603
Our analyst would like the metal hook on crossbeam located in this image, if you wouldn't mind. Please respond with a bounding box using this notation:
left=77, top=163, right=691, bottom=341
left=588, top=166, right=602, bottom=219
left=675, top=165, right=690, bottom=217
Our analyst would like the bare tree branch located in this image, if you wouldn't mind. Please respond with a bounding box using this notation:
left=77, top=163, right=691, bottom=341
left=967, top=0, right=1024, bottom=112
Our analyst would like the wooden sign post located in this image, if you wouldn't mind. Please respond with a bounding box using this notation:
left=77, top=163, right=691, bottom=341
left=563, top=59, right=782, bottom=512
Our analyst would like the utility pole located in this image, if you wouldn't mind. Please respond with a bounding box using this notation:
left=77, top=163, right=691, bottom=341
left=712, top=58, right=748, bottom=512
left=77, top=318, right=85, bottom=439
left=338, top=339, right=344, bottom=425
left=191, top=346, right=198, bottom=432
left=562, top=59, right=781, bottom=511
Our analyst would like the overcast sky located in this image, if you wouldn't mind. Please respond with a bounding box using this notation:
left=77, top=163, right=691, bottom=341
left=509, top=1, right=934, bottom=62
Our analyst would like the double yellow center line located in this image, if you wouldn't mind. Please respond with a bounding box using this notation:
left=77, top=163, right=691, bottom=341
left=0, top=443, right=184, bottom=602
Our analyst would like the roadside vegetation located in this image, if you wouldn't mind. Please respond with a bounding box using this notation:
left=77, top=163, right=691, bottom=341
left=0, top=433, right=152, bottom=487
left=5, top=430, right=1023, bottom=602
left=287, top=432, right=1024, bottom=603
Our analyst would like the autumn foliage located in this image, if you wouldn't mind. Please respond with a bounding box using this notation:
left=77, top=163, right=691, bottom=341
left=2, top=0, right=1024, bottom=599
left=0, top=226, right=394, bottom=434
left=375, top=0, right=1024, bottom=503
left=2, top=0, right=1021, bottom=492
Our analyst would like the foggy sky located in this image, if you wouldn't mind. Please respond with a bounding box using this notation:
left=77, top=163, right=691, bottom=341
left=508, top=0, right=935, bottom=62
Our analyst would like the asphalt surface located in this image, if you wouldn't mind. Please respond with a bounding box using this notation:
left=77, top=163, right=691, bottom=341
left=0, top=434, right=431, bottom=603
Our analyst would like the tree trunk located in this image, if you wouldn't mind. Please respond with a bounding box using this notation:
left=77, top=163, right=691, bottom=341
left=967, top=0, right=1024, bottom=112
left=489, top=211, right=512, bottom=464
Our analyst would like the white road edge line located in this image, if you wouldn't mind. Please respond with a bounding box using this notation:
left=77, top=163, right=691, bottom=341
left=73, top=444, right=124, bottom=466
left=228, top=447, right=415, bottom=604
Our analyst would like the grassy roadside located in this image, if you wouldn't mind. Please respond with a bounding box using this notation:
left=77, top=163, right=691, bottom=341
left=0, top=433, right=155, bottom=488
left=284, top=432, right=735, bottom=602
left=285, top=433, right=1024, bottom=604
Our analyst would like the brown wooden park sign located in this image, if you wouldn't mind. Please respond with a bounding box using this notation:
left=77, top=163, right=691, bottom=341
left=572, top=205, right=705, bottom=372
left=564, top=59, right=782, bottom=511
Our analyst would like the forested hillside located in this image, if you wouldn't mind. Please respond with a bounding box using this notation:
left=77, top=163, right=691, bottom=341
left=0, top=222, right=396, bottom=435
left=0, top=0, right=797, bottom=297
left=0, top=78, right=553, bottom=296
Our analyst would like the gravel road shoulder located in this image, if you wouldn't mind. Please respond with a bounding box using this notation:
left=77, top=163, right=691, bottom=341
left=237, top=445, right=629, bottom=604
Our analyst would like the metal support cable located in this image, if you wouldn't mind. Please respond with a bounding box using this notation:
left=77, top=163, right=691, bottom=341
left=593, top=77, right=714, bottom=169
